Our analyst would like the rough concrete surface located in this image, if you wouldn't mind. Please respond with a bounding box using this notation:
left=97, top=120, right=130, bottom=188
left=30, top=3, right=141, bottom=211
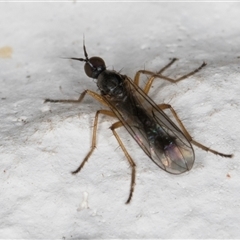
left=0, top=2, right=239, bottom=239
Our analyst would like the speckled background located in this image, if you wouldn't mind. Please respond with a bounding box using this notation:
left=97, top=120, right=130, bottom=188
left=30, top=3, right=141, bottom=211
left=0, top=2, right=239, bottom=239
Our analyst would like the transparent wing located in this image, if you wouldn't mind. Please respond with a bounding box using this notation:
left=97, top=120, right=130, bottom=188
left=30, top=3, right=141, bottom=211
left=103, top=75, right=195, bottom=175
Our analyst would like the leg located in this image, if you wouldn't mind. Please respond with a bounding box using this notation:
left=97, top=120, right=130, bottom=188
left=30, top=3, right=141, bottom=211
left=72, top=109, right=116, bottom=174
left=133, top=59, right=206, bottom=95
left=133, top=58, right=178, bottom=87
left=44, top=89, right=109, bottom=107
left=157, top=58, right=178, bottom=75
left=110, top=121, right=136, bottom=204
left=158, top=103, right=233, bottom=158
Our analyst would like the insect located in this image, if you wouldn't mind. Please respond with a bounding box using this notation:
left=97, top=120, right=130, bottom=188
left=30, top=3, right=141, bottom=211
left=45, top=43, right=233, bottom=204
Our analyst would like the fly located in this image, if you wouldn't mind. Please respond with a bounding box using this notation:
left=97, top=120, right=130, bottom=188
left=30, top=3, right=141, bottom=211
left=45, top=42, right=233, bottom=204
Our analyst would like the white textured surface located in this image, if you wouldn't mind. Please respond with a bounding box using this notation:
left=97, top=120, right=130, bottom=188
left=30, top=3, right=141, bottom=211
left=0, top=2, right=239, bottom=239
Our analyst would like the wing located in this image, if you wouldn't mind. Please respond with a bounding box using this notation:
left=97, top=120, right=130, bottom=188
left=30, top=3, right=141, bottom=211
left=103, top=75, right=195, bottom=175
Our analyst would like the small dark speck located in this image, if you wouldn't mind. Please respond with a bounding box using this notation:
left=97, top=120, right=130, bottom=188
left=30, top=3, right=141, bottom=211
left=26, top=75, right=31, bottom=78
left=1, top=98, right=6, bottom=100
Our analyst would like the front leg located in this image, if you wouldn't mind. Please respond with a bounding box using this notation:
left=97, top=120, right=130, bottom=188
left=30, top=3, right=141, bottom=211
left=44, top=89, right=109, bottom=107
left=134, top=60, right=206, bottom=95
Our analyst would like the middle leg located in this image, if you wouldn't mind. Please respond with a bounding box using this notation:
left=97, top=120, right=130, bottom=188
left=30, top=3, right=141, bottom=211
left=72, top=109, right=117, bottom=174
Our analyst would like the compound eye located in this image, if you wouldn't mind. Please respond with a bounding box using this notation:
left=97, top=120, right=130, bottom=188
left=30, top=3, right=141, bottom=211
left=84, top=57, right=106, bottom=78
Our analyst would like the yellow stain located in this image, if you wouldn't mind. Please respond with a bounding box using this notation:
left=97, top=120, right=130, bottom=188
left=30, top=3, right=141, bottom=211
left=0, top=46, right=12, bottom=58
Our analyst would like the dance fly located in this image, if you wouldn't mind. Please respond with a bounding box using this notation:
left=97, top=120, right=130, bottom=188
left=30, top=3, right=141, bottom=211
left=45, top=43, right=233, bottom=204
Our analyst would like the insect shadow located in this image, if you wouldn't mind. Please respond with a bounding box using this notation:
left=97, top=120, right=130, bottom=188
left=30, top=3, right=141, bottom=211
left=45, top=43, right=233, bottom=204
